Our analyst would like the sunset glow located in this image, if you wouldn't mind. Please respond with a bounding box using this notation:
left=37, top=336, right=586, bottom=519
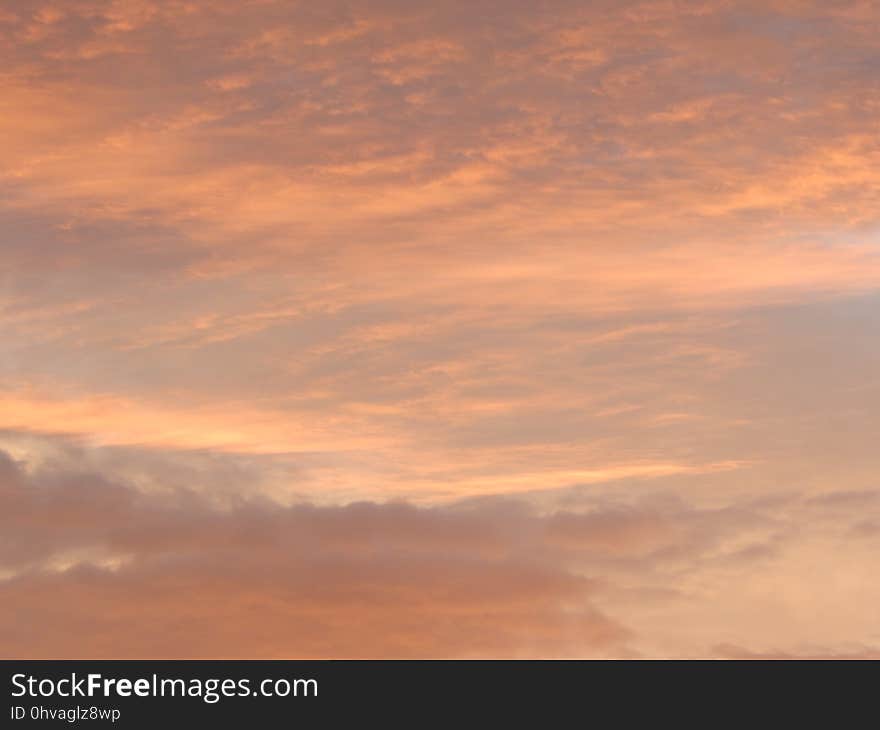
left=2, top=0, right=879, bottom=658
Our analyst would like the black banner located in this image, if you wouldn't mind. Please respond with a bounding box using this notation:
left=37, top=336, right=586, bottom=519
left=2, top=660, right=875, bottom=727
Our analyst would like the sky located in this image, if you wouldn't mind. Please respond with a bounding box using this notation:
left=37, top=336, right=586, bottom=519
left=1, top=0, right=879, bottom=658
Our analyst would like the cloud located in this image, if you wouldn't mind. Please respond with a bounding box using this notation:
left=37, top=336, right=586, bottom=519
left=1, top=443, right=878, bottom=658
left=0, top=448, right=629, bottom=658
left=3, top=0, right=880, bottom=295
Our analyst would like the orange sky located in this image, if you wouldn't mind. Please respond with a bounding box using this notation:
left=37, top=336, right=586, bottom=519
left=1, top=0, right=879, bottom=658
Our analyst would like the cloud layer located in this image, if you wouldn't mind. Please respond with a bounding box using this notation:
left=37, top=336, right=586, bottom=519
left=2, top=445, right=878, bottom=658
left=1, top=0, right=879, bottom=656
